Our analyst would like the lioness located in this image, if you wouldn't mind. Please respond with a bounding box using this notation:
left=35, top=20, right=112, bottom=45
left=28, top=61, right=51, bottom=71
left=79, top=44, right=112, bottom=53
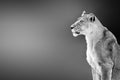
left=70, top=11, right=120, bottom=80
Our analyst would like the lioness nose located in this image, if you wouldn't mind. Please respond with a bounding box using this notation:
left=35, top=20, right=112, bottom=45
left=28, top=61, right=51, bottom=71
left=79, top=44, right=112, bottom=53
left=71, top=27, right=74, bottom=29
left=71, top=24, right=76, bottom=29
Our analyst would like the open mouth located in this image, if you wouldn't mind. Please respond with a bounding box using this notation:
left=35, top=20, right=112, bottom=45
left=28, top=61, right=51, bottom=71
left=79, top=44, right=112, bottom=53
left=75, top=31, right=80, bottom=34
left=71, top=29, right=80, bottom=37
left=72, top=33, right=79, bottom=37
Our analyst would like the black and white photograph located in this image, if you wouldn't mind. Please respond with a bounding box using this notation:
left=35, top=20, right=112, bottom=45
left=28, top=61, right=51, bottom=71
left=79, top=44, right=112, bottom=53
left=0, top=0, right=119, bottom=80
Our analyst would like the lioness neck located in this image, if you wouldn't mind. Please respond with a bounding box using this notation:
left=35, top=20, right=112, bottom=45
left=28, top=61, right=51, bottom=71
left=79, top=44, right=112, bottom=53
left=85, top=25, right=105, bottom=50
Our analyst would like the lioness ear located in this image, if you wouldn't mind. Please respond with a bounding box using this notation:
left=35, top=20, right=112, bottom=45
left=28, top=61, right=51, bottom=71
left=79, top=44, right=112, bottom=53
left=89, top=16, right=95, bottom=22
left=81, top=11, right=86, bottom=16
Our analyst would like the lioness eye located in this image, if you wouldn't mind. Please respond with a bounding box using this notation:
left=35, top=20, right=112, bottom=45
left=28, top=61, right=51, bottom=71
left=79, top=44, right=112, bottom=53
left=80, top=20, right=84, bottom=23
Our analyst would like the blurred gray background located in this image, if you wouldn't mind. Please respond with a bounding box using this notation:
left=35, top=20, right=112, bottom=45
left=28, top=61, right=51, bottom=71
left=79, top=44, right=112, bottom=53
left=0, top=0, right=119, bottom=80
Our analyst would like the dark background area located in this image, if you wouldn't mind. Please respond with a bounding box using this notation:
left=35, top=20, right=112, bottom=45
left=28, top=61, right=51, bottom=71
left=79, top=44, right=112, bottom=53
left=0, top=0, right=119, bottom=80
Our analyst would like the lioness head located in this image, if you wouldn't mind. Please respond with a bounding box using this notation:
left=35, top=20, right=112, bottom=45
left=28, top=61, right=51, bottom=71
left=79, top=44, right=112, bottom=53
left=70, top=11, right=101, bottom=37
